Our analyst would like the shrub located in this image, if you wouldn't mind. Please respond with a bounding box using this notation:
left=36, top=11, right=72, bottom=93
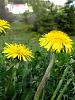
left=55, top=4, right=75, bottom=35
left=23, top=0, right=57, bottom=34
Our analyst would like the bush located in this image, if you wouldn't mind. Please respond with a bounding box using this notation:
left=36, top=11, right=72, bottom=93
left=55, top=4, right=75, bottom=35
left=23, top=0, right=75, bottom=36
left=23, top=1, right=57, bottom=34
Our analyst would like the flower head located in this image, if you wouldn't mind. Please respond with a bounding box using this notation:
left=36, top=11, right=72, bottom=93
left=0, top=19, right=10, bottom=33
left=39, top=30, right=73, bottom=53
left=2, top=43, right=33, bottom=61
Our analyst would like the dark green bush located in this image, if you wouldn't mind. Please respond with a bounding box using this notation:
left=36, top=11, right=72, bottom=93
left=23, top=0, right=57, bottom=34
left=55, top=3, right=75, bottom=35
left=23, top=0, right=75, bottom=36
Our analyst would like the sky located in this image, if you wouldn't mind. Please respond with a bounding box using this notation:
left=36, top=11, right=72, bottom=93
left=50, top=0, right=67, bottom=6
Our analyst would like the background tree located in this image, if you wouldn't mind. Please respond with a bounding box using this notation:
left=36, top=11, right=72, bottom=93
left=0, top=0, right=6, bottom=19
left=23, top=0, right=57, bottom=34
left=13, top=0, right=25, bottom=3
left=66, top=0, right=75, bottom=4
left=55, top=0, right=75, bottom=35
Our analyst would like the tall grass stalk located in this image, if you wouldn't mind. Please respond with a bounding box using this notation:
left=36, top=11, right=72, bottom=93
left=34, top=54, right=55, bottom=100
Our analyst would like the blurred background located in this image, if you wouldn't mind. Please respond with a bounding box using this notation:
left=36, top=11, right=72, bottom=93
left=0, top=0, right=75, bottom=36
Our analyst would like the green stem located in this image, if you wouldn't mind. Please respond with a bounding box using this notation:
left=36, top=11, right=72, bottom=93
left=13, top=62, right=19, bottom=86
left=42, top=88, right=45, bottom=100
left=51, top=66, right=70, bottom=100
left=56, top=78, right=72, bottom=100
left=34, top=54, right=55, bottom=100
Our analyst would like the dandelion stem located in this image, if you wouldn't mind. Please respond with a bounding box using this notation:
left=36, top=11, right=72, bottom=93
left=34, top=53, right=55, bottom=100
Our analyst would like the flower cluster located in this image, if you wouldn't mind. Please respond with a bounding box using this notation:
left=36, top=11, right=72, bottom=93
left=39, top=30, right=73, bottom=53
left=0, top=19, right=10, bottom=33
left=2, top=43, right=33, bottom=61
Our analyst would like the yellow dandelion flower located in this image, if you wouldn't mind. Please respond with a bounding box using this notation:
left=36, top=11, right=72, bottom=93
left=0, top=19, right=10, bottom=33
left=2, top=43, right=34, bottom=61
left=39, top=30, right=73, bottom=53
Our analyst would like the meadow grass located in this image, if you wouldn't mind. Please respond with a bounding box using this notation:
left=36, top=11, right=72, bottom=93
left=0, top=21, right=40, bottom=53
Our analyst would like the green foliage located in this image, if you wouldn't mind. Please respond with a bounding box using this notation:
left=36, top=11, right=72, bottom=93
left=0, top=16, right=75, bottom=100
left=55, top=2, right=75, bottom=35
left=0, top=56, right=33, bottom=100
left=13, top=0, right=25, bottom=4
left=0, top=41, right=75, bottom=100
left=23, top=0, right=75, bottom=36
left=23, top=0, right=57, bottom=34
